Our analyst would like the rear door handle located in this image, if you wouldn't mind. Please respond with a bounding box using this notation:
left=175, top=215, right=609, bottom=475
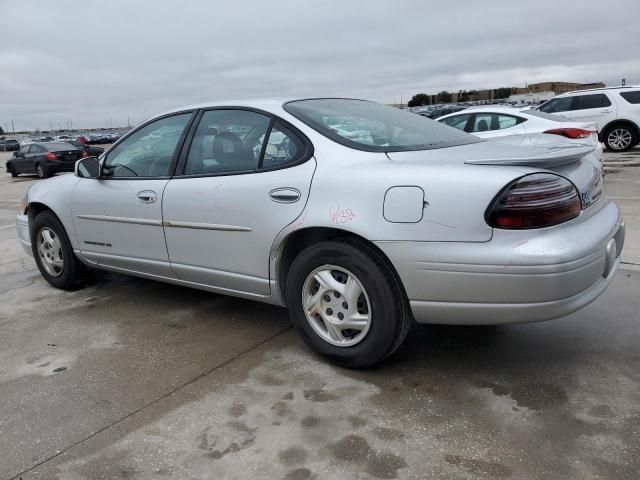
left=600, top=110, right=613, bottom=113
left=269, top=188, right=301, bottom=203
left=136, top=190, right=157, bottom=203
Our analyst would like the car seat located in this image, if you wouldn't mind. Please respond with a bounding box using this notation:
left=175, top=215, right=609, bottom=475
left=211, top=131, right=254, bottom=172
left=476, top=119, right=489, bottom=132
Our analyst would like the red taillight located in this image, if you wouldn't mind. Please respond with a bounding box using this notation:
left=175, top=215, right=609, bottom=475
left=487, top=174, right=582, bottom=229
left=45, top=152, right=57, bottom=161
left=81, top=150, right=88, bottom=157
left=543, top=128, right=593, bottom=139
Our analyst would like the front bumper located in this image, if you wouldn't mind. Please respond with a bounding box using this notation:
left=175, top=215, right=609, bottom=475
left=376, top=199, right=624, bottom=325
left=17, top=214, right=32, bottom=256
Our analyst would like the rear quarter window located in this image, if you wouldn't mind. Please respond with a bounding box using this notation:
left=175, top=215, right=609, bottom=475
left=620, top=91, right=640, bottom=104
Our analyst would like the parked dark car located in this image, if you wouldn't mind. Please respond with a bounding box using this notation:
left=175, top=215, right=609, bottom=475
left=0, top=139, right=20, bottom=151
left=68, top=140, right=105, bottom=157
left=6, top=142, right=86, bottom=178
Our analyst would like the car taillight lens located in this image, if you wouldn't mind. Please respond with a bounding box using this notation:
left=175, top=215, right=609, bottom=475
left=543, top=128, right=593, bottom=139
left=486, top=173, right=582, bottom=229
left=81, top=150, right=88, bottom=157
left=45, top=152, right=57, bottom=161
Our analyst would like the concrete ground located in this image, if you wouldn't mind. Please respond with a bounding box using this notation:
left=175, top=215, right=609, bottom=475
left=0, top=148, right=639, bottom=480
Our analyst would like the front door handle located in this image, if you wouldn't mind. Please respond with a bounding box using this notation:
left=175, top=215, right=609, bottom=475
left=136, top=190, right=157, bottom=203
left=269, top=187, right=301, bottom=203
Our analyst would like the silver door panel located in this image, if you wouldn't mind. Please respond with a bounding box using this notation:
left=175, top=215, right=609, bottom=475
left=162, top=159, right=316, bottom=293
left=72, top=178, right=175, bottom=277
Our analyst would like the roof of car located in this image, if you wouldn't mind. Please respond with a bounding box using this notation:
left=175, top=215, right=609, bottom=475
left=157, top=98, right=297, bottom=117
left=557, top=86, right=640, bottom=96
left=154, top=97, right=376, bottom=119
left=436, top=106, right=530, bottom=119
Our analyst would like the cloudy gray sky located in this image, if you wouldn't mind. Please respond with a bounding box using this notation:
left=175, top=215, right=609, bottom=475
left=1, top=0, right=639, bottom=131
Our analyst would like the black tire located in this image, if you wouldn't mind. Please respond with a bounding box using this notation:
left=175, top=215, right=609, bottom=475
left=7, top=163, right=18, bottom=177
left=31, top=210, right=85, bottom=290
left=286, top=239, right=411, bottom=368
left=36, top=163, right=49, bottom=179
left=603, top=124, right=638, bottom=152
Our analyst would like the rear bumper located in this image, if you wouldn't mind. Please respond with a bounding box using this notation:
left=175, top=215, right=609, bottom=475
left=376, top=199, right=624, bottom=325
left=45, top=161, right=76, bottom=173
left=17, top=214, right=32, bottom=256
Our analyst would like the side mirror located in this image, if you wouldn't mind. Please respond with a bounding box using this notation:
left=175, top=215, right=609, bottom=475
left=75, top=156, right=100, bottom=178
left=13, top=151, right=19, bottom=157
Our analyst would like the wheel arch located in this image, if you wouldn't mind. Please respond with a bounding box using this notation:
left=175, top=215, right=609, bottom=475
left=27, top=202, right=64, bottom=229
left=274, top=226, right=408, bottom=306
left=599, top=119, right=640, bottom=142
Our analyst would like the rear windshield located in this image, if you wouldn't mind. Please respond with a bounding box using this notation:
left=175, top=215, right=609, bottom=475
left=284, top=99, right=480, bottom=152
left=42, top=142, right=77, bottom=150
left=524, top=110, right=573, bottom=122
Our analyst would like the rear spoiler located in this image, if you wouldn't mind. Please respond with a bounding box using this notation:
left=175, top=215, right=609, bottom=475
left=465, top=144, right=596, bottom=168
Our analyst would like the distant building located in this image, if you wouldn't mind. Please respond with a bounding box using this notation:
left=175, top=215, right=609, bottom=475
left=514, top=81, right=605, bottom=95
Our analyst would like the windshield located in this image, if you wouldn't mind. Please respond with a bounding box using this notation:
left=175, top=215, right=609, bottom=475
left=284, top=99, right=480, bottom=152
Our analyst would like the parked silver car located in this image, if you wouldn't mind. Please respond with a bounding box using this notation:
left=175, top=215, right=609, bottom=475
left=16, top=99, right=624, bottom=367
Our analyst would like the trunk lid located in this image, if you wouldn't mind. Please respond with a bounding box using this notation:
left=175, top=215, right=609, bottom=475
left=53, top=149, right=83, bottom=162
left=387, top=140, right=603, bottom=209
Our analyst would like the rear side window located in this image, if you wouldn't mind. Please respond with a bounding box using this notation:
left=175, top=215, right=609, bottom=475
left=439, top=114, right=471, bottom=131
left=184, top=109, right=271, bottom=175
left=468, top=113, right=524, bottom=133
left=472, top=114, right=494, bottom=132
left=261, top=123, right=305, bottom=169
left=620, top=91, right=640, bottom=104
left=497, top=114, right=523, bottom=129
left=572, top=94, right=611, bottom=110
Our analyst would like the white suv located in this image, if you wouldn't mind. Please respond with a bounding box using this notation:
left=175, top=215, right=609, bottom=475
left=537, top=86, right=640, bottom=151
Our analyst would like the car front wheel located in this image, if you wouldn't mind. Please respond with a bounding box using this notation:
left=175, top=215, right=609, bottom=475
left=286, top=240, right=411, bottom=368
left=604, top=125, right=638, bottom=152
left=31, top=210, right=85, bottom=289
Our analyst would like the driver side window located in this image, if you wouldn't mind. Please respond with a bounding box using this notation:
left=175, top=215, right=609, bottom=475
left=102, top=113, right=192, bottom=178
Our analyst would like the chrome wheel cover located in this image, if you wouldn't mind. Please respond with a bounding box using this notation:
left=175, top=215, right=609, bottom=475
left=608, top=128, right=632, bottom=150
left=37, top=227, right=64, bottom=277
left=301, top=265, right=372, bottom=347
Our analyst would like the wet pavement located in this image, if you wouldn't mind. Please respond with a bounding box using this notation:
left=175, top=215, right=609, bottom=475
left=0, top=150, right=639, bottom=479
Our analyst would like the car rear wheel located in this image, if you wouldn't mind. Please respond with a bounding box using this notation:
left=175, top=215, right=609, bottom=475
left=286, top=240, right=411, bottom=368
left=604, top=125, right=638, bottom=152
left=36, top=164, right=50, bottom=179
left=31, top=210, right=85, bottom=290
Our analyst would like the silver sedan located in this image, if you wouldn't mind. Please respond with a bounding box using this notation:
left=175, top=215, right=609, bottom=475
left=16, top=98, right=624, bottom=367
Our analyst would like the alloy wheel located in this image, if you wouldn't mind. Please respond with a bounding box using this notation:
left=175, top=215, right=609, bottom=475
left=37, top=227, right=64, bottom=277
left=301, top=265, right=372, bottom=347
left=607, top=128, right=632, bottom=150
